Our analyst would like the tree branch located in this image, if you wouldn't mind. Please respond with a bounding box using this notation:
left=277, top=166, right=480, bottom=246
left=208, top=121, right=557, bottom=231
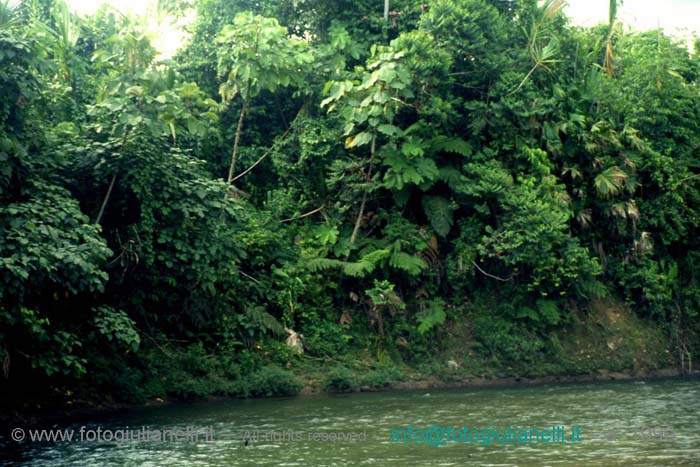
left=230, top=119, right=296, bottom=183
left=281, top=205, right=324, bottom=223
left=472, top=261, right=512, bottom=282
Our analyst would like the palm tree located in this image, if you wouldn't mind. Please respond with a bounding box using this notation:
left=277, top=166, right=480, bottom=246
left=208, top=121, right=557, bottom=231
left=604, top=0, right=623, bottom=75
left=0, top=0, right=19, bottom=30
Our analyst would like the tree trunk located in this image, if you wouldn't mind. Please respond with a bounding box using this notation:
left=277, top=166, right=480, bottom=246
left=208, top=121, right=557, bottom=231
left=95, top=173, right=117, bottom=225
left=95, top=128, right=130, bottom=225
left=226, top=97, right=249, bottom=187
left=349, top=133, right=376, bottom=244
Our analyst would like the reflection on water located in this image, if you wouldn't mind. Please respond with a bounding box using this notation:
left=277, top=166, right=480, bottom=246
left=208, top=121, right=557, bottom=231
left=2, top=378, right=699, bottom=466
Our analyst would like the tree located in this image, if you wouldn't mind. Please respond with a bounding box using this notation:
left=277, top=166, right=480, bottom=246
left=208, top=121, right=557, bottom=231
left=215, top=12, right=312, bottom=190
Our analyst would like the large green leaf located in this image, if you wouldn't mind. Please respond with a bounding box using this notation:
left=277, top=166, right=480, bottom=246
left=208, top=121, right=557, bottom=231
left=594, top=166, right=628, bottom=199
left=421, top=195, right=454, bottom=237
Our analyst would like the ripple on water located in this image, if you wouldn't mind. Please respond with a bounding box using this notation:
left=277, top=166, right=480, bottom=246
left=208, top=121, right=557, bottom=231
left=2, top=378, right=699, bottom=467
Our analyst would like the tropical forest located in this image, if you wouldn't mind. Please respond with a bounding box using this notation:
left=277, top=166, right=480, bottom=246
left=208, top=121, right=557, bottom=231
left=1, top=0, right=699, bottom=420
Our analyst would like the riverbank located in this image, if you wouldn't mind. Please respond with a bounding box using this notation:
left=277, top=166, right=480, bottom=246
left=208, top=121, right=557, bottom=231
left=329, top=367, right=696, bottom=393
left=2, top=298, right=696, bottom=424
left=3, top=367, right=697, bottom=428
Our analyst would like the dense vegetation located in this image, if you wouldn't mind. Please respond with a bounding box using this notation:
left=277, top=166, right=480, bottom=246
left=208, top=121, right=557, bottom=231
left=1, top=0, right=699, bottom=407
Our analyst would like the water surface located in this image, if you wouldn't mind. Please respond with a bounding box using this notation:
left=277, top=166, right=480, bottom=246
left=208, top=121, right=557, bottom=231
left=2, top=378, right=699, bottom=466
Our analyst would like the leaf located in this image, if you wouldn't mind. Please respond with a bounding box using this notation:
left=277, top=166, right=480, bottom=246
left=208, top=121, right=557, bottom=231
left=431, top=136, right=472, bottom=156
left=416, top=298, right=447, bottom=334
left=421, top=195, right=454, bottom=237
left=516, top=306, right=539, bottom=320
left=344, top=261, right=375, bottom=277
left=315, top=225, right=339, bottom=245
left=307, top=257, right=344, bottom=273
left=389, top=251, right=427, bottom=275
left=377, top=124, right=402, bottom=137
left=401, top=141, right=424, bottom=157
left=125, top=86, right=144, bottom=96
left=346, top=131, right=373, bottom=148
left=307, top=250, right=389, bottom=278
left=245, top=306, right=285, bottom=336
left=438, top=167, right=463, bottom=190
left=168, top=122, right=177, bottom=142
left=594, top=166, right=628, bottom=199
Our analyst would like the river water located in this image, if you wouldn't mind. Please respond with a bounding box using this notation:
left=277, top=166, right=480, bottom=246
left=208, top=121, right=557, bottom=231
left=2, top=377, right=698, bottom=466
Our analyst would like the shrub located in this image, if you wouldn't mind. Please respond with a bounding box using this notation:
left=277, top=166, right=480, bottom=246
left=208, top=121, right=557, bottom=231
left=244, top=366, right=303, bottom=397
left=360, top=365, right=404, bottom=389
left=323, top=366, right=360, bottom=392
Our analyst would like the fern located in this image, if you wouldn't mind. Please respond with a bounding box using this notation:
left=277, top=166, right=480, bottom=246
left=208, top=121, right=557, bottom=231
left=438, top=166, right=463, bottom=190
left=344, top=249, right=389, bottom=276
left=344, top=260, right=376, bottom=277
left=416, top=298, right=447, bottom=334
left=575, top=276, right=608, bottom=300
left=536, top=299, right=561, bottom=326
left=430, top=136, right=472, bottom=156
left=389, top=251, right=428, bottom=276
left=422, top=195, right=454, bottom=237
left=306, top=249, right=390, bottom=277
left=245, top=306, right=285, bottom=336
left=362, top=248, right=391, bottom=263
left=307, top=257, right=346, bottom=273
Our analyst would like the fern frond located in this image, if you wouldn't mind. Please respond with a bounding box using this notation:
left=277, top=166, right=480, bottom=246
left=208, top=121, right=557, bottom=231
left=307, top=257, right=346, bottom=273
left=430, top=136, right=472, bottom=156
left=389, top=251, right=428, bottom=276
left=245, top=306, right=285, bottom=336
left=361, top=248, right=391, bottom=263
left=343, top=249, right=390, bottom=276
left=416, top=298, right=446, bottom=334
left=344, top=260, right=375, bottom=277
left=307, top=249, right=390, bottom=277
left=438, top=166, right=463, bottom=190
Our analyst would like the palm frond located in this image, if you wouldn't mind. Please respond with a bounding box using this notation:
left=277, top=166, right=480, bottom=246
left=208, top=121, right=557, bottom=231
left=594, top=166, right=628, bottom=198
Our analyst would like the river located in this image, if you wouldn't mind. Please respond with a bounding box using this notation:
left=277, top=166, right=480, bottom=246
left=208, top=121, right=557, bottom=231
left=2, top=377, right=698, bottom=466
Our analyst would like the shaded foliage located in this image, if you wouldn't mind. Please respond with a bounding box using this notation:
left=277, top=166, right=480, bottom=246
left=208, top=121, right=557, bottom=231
left=1, top=0, right=699, bottom=403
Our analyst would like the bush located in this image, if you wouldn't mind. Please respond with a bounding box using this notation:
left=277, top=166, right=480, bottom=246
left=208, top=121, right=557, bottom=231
left=323, top=366, right=360, bottom=392
left=243, top=366, right=303, bottom=397
left=360, top=365, right=404, bottom=389
left=472, top=315, right=546, bottom=368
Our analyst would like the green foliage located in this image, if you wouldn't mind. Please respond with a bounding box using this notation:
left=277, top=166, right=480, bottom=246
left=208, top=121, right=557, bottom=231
left=92, top=306, right=140, bottom=352
left=360, top=364, right=405, bottom=389
left=472, top=313, right=547, bottom=371
left=421, top=195, right=453, bottom=237
left=2, top=0, right=700, bottom=406
left=416, top=298, right=447, bottom=334
left=323, top=366, right=359, bottom=393
left=1, top=307, right=87, bottom=377
left=243, top=366, right=303, bottom=397
left=0, top=181, right=111, bottom=298
left=366, top=279, right=405, bottom=310
left=216, top=12, right=312, bottom=102
left=236, top=306, right=286, bottom=338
